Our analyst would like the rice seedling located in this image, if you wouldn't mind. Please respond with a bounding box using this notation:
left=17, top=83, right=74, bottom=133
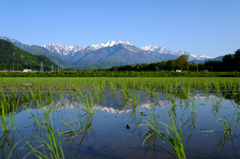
left=78, top=90, right=95, bottom=114
left=0, top=77, right=239, bottom=158
left=68, top=85, right=74, bottom=99
left=60, top=115, right=83, bottom=140
left=0, top=89, right=18, bottom=133
left=180, top=85, right=191, bottom=100
left=0, top=106, right=15, bottom=133
left=169, top=83, right=174, bottom=93
left=142, top=108, right=186, bottom=159
left=212, top=108, right=240, bottom=153
left=0, top=130, right=19, bottom=159
left=169, top=95, right=177, bottom=106
left=214, top=131, right=233, bottom=151
left=150, top=89, right=159, bottom=105
left=216, top=114, right=237, bottom=136
left=188, top=98, right=197, bottom=114
left=100, top=80, right=106, bottom=93
left=211, top=97, right=226, bottom=116
left=60, top=109, right=95, bottom=155
left=131, top=91, right=141, bottom=110
left=18, top=105, right=65, bottom=159
left=181, top=97, right=197, bottom=115
left=168, top=95, right=178, bottom=116
left=108, top=80, right=117, bottom=91
left=181, top=112, right=198, bottom=143
left=121, top=87, right=131, bottom=104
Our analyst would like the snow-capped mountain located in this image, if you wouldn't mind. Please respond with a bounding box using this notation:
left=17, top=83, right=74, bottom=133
left=42, top=40, right=215, bottom=62
left=138, top=46, right=214, bottom=61
left=0, top=36, right=73, bottom=67
left=86, top=40, right=133, bottom=50
left=65, top=40, right=216, bottom=67
left=174, top=51, right=215, bottom=61
left=0, top=36, right=29, bottom=49
left=0, top=35, right=217, bottom=69
left=42, top=44, right=84, bottom=60
left=138, top=45, right=172, bottom=54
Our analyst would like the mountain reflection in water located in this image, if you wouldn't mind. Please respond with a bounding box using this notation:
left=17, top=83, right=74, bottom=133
left=1, top=89, right=240, bottom=159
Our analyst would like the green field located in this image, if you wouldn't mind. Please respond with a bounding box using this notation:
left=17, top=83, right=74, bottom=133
left=1, top=71, right=240, bottom=77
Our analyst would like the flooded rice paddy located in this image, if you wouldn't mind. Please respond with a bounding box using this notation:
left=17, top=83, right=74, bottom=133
left=0, top=77, right=240, bottom=159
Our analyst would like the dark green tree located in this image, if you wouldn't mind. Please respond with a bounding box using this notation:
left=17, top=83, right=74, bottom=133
left=222, top=54, right=234, bottom=71
left=189, top=63, right=197, bottom=71
left=176, top=55, right=189, bottom=70
left=234, top=49, right=240, bottom=71
left=147, top=63, right=157, bottom=71
left=164, top=60, right=176, bottom=71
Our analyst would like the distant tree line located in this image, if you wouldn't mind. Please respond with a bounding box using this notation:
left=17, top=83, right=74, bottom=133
left=109, top=55, right=203, bottom=72
left=0, top=63, right=52, bottom=71
left=204, top=49, right=240, bottom=71
left=109, top=49, right=240, bottom=72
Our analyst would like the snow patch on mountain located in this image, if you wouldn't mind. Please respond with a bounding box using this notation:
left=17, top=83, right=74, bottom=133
left=0, top=36, right=17, bottom=43
left=86, top=40, right=132, bottom=50
left=0, top=36, right=29, bottom=49
left=175, top=51, right=215, bottom=61
left=42, top=44, right=84, bottom=57
left=139, top=45, right=173, bottom=54
left=139, top=45, right=215, bottom=61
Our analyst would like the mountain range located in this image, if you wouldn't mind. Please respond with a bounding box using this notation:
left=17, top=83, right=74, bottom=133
left=0, top=39, right=58, bottom=70
left=0, top=36, right=219, bottom=69
left=0, top=36, right=73, bottom=68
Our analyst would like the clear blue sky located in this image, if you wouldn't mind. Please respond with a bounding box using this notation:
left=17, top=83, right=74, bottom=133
left=0, top=0, right=239, bottom=57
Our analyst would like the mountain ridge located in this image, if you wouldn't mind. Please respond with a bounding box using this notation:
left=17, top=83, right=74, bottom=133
left=42, top=44, right=84, bottom=60
left=0, top=39, right=58, bottom=70
left=43, top=40, right=215, bottom=62
left=0, top=36, right=217, bottom=69
left=0, top=36, right=73, bottom=68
